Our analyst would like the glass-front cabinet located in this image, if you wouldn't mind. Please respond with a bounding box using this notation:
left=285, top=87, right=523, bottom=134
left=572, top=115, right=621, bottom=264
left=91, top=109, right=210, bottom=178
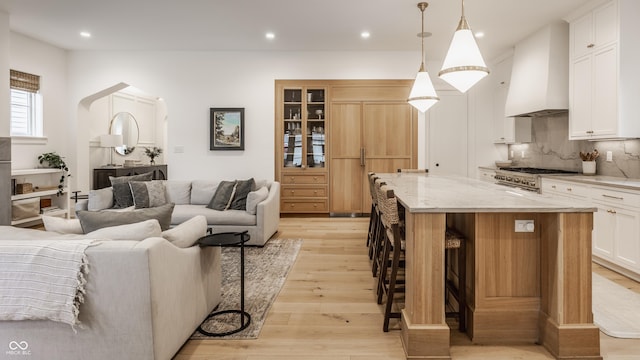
left=282, top=88, right=326, bottom=169
left=276, top=81, right=329, bottom=214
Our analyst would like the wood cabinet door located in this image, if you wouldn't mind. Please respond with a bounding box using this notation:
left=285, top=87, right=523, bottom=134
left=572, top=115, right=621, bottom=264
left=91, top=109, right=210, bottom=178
left=329, top=103, right=364, bottom=213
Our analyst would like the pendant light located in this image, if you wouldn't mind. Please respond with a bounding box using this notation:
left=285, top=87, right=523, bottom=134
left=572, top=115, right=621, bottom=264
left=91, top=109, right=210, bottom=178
left=438, top=0, right=489, bottom=93
left=408, top=2, right=439, bottom=113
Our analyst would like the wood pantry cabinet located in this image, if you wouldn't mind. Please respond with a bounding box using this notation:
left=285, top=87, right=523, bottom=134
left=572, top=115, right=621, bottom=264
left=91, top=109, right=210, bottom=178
left=566, top=0, right=640, bottom=140
left=275, top=81, right=329, bottom=214
left=274, top=80, right=417, bottom=215
left=329, top=81, right=417, bottom=215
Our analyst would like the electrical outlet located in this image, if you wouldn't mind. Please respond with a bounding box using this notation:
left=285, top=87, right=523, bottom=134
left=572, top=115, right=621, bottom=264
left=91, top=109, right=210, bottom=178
left=606, top=151, right=613, bottom=162
left=521, top=150, right=525, bottom=158
left=515, top=220, right=534, bottom=232
left=510, top=150, right=514, bottom=158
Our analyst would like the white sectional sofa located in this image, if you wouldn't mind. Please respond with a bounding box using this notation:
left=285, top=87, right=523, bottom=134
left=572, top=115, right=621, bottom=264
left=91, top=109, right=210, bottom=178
left=0, top=223, right=221, bottom=360
left=76, top=179, right=280, bottom=246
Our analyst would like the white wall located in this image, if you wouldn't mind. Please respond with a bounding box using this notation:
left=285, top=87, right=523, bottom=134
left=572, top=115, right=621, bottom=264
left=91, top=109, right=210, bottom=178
left=0, top=12, right=8, bottom=137
left=67, top=50, right=431, bottom=191
left=6, top=33, right=501, bottom=192
left=9, top=32, right=68, bottom=169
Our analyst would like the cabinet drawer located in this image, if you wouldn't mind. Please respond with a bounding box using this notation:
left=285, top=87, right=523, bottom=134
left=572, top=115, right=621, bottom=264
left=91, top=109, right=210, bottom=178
left=281, top=186, right=327, bottom=198
left=282, top=174, right=327, bottom=185
left=542, top=179, right=590, bottom=199
left=592, top=186, right=640, bottom=208
left=281, top=199, right=328, bottom=213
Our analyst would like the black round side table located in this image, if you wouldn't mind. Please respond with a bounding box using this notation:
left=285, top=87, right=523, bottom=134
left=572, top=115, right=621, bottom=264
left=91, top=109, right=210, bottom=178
left=196, top=230, right=251, bottom=336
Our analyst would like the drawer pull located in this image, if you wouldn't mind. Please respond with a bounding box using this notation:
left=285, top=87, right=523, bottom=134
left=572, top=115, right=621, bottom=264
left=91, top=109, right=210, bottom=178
left=551, top=185, right=556, bottom=189
left=290, top=203, right=295, bottom=207
left=313, top=190, right=318, bottom=194
left=607, top=209, right=617, bottom=214
left=587, top=43, right=595, bottom=48
left=313, top=204, right=318, bottom=208
left=602, top=194, right=624, bottom=201
left=290, top=177, right=295, bottom=183
left=290, top=190, right=295, bottom=194
left=566, top=188, right=572, bottom=192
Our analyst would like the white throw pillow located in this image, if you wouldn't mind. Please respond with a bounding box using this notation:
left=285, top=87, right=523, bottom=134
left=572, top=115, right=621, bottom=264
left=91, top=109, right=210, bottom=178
left=42, top=216, right=84, bottom=234
left=85, top=219, right=162, bottom=241
left=246, top=186, right=269, bottom=215
left=162, top=215, right=207, bottom=248
left=88, top=187, right=114, bottom=211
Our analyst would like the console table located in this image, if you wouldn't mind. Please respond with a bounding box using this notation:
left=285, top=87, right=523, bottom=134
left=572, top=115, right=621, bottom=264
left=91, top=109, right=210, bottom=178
left=93, top=164, right=168, bottom=189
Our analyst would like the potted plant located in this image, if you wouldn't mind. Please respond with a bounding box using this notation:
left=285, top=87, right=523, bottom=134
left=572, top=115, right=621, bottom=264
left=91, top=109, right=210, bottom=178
left=144, top=146, right=163, bottom=165
left=38, top=152, right=70, bottom=196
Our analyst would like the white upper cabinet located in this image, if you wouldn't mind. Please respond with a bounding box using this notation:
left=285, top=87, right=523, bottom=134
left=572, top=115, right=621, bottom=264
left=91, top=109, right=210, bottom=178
left=566, top=0, right=640, bottom=140
left=492, top=56, right=531, bottom=144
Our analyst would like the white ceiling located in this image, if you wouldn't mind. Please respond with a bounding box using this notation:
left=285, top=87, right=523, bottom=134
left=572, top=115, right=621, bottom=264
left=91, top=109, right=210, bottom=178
left=0, top=0, right=590, bottom=62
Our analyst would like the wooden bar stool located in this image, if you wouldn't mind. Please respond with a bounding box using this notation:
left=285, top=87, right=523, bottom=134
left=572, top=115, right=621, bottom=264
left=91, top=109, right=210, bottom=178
left=375, top=184, right=405, bottom=332
left=371, top=178, right=388, bottom=277
left=366, top=172, right=380, bottom=257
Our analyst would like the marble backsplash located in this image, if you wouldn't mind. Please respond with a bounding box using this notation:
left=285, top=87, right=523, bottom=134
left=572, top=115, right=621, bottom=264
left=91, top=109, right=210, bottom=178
left=508, top=114, right=640, bottom=178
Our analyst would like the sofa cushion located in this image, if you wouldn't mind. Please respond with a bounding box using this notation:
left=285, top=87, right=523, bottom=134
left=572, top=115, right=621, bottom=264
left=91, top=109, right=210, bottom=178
left=88, top=187, right=114, bottom=211
left=191, top=180, right=220, bottom=205
left=113, top=182, right=135, bottom=208
left=109, top=171, right=153, bottom=185
left=128, top=180, right=167, bottom=209
left=42, top=216, right=84, bottom=234
left=162, top=215, right=207, bottom=248
left=85, top=219, right=162, bottom=241
left=206, top=180, right=236, bottom=210
left=165, top=180, right=192, bottom=205
left=129, top=181, right=150, bottom=208
left=246, top=186, right=269, bottom=215
left=230, top=178, right=255, bottom=210
left=172, top=204, right=256, bottom=226
left=77, top=202, right=175, bottom=233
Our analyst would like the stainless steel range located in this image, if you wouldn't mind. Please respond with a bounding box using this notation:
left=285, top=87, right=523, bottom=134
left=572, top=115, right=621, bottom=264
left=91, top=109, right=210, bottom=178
left=494, top=167, right=578, bottom=193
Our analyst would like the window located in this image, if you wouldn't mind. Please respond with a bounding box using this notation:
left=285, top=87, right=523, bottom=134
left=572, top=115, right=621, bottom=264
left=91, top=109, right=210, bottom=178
left=10, top=69, right=43, bottom=137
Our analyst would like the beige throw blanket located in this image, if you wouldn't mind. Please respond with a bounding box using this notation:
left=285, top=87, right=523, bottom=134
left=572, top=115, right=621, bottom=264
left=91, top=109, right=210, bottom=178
left=0, top=239, right=97, bottom=327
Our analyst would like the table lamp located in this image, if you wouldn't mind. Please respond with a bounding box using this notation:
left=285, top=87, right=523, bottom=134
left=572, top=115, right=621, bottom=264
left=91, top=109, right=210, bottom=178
left=100, top=134, right=123, bottom=166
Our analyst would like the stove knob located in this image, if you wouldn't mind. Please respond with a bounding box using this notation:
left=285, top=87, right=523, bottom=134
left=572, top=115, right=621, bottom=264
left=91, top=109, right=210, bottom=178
left=514, top=178, right=521, bottom=183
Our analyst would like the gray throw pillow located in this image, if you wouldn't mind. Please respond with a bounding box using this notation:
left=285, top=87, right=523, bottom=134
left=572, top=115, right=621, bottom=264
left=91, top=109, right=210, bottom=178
left=230, top=178, right=255, bottom=210
left=129, top=182, right=150, bottom=208
left=109, top=171, right=153, bottom=186
left=112, top=182, right=134, bottom=208
left=77, top=202, right=175, bottom=233
left=206, top=181, right=237, bottom=211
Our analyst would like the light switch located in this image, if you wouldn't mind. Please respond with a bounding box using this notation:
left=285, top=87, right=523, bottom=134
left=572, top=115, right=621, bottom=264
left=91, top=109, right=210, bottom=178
left=515, top=220, right=534, bottom=232
left=606, top=151, right=613, bottom=162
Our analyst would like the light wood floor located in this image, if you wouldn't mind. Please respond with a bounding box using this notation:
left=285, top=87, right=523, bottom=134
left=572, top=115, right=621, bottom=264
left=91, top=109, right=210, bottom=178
left=175, top=217, right=640, bottom=360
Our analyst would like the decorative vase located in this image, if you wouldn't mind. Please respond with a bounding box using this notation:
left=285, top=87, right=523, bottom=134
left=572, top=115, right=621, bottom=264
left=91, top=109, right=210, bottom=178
left=150, top=158, right=155, bottom=165
left=582, top=160, right=596, bottom=175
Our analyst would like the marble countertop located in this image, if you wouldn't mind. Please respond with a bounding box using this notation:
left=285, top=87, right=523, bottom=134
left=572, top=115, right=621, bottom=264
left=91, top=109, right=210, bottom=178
left=376, top=173, right=595, bottom=213
left=542, top=174, right=640, bottom=191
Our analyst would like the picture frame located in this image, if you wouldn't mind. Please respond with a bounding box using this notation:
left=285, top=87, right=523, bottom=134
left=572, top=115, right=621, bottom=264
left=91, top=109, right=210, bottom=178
left=210, top=108, right=245, bottom=150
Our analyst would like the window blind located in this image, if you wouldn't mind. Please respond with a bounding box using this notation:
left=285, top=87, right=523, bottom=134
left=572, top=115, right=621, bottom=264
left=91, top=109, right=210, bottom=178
left=10, top=69, right=40, bottom=93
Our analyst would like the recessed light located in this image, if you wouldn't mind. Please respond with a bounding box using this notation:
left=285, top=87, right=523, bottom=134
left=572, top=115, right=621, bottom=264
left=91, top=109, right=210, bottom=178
left=475, top=31, right=485, bottom=38
left=265, top=32, right=275, bottom=40
left=80, top=31, right=91, bottom=38
left=361, top=31, right=370, bottom=39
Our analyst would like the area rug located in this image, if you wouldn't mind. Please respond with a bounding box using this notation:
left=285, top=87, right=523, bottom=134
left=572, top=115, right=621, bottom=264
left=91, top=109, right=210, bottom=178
left=190, top=238, right=302, bottom=340
left=592, top=272, right=640, bottom=338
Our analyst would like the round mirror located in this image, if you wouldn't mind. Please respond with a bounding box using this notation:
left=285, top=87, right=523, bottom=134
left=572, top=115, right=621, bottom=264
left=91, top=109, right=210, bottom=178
left=109, top=112, right=139, bottom=155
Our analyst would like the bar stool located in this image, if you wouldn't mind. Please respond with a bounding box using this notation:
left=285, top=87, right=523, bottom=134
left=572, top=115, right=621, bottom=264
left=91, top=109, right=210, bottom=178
left=371, top=178, right=388, bottom=277
left=375, top=184, right=405, bottom=332
left=366, top=172, right=380, bottom=256
left=375, top=184, right=467, bottom=332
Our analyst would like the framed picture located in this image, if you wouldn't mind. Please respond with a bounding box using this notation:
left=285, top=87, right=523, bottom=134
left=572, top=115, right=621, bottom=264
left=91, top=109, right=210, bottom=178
left=210, top=108, right=244, bottom=150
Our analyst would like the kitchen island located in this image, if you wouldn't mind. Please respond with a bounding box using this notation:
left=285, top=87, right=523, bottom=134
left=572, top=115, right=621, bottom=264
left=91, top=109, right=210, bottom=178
left=376, top=173, right=601, bottom=360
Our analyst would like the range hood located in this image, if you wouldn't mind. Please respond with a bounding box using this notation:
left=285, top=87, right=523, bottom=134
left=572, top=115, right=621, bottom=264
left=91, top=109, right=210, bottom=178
left=505, top=22, right=569, bottom=118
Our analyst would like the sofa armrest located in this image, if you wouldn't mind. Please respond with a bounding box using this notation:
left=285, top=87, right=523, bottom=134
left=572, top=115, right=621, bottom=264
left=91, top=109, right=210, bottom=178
left=256, top=181, right=280, bottom=244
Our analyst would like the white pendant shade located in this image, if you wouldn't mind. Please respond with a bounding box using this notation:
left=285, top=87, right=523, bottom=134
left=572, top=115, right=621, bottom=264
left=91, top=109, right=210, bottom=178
left=439, top=15, right=489, bottom=93
left=408, top=68, right=439, bottom=113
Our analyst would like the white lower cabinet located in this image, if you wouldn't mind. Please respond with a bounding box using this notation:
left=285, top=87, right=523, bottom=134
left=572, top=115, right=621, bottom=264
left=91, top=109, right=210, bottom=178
left=542, top=177, right=640, bottom=279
